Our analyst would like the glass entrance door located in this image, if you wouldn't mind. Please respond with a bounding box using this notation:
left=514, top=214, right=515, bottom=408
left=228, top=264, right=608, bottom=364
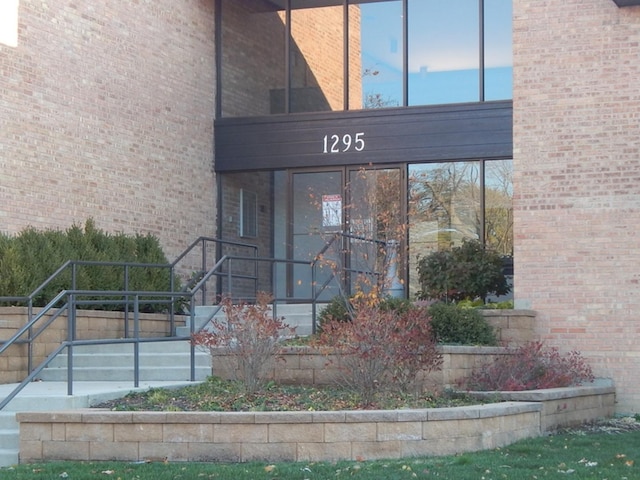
left=290, top=170, right=344, bottom=300
left=284, top=167, right=405, bottom=302
left=347, top=168, right=404, bottom=296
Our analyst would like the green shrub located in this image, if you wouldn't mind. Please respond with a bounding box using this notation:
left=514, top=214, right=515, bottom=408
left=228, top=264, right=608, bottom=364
left=428, top=302, right=498, bottom=346
left=0, top=219, right=179, bottom=311
left=317, top=295, right=352, bottom=328
left=416, top=239, right=510, bottom=303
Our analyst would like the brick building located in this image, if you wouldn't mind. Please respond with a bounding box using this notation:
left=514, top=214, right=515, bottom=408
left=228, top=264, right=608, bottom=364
left=1, top=0, right=639, bottom=413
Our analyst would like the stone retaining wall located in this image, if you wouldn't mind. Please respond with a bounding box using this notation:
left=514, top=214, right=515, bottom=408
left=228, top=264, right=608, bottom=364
left=214, top=345, right=513, bottom=391
left=0, top=307, right=174, bottom=383
left=17, top=381, right=615, bottom=464
left=211, top=309, right=537, bottom=390
left=18, top=403, right=542, bottom=464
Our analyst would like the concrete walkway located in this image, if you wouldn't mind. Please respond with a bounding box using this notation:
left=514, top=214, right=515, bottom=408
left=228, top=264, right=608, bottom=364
left=0, top=379, right=201, bottom=467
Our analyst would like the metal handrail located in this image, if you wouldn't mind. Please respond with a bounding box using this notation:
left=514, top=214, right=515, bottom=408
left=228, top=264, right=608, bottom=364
left=0, top=233, right=387, bottom=410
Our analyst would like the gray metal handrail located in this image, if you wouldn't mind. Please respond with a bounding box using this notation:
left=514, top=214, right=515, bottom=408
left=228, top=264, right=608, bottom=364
left=0, top=233, right=387, bottom=410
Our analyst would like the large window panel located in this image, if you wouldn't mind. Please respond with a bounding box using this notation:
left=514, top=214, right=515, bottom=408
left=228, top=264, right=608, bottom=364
left=484, top=159, right=513, bottom=255
left=408, top=0, right=480, bottom=106
left=290, top=2, right=344, bottom=113
left=218, top=0, right=512, bottom=116
left=484, top=0, right=513, bottom=100
left=221, top=1, right=286, bottom=117
left=408, top=162, right=481, bottom=296
left=352, top=1, right=403, bottom=110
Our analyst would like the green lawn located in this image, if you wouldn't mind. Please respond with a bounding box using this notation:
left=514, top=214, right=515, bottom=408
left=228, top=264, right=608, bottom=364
left=2, top=429, right=638, bottom=480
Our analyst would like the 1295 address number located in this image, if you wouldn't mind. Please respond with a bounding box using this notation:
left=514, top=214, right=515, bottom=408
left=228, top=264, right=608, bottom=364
left=322, top=133, right=365, bottom=153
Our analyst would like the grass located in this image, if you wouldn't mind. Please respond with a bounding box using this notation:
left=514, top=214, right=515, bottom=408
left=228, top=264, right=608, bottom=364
left=1, top=428, right=638, bottom=479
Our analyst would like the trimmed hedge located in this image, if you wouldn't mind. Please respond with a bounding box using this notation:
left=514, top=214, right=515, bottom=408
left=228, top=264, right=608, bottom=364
left=0, top=220, right=180, bottom=311
left=318, top=296, right=497, bottom=346
left=428, top=302, right=498, bottom=346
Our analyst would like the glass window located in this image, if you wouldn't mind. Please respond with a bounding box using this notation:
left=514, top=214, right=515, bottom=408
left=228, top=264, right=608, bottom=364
left=219, top=0, right=512, bottom=116
left=290, top=2, right=344, bottom=113
left=221, top=1, right=286, bottom=117
left=407, top=159, right=513, bottom=296
left=484, top=0, right=513, bottom=100
left=484, top=159, right=513, bottom=255
left=408, top=162, right=481, bottom=296
left=351, top=1, right=403, bottom=110
left=408, top=0, right=480, bottom=106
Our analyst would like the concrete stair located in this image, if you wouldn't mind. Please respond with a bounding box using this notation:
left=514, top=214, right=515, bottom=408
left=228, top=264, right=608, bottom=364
left=0, top=389, right=93, bottom=466
left=0, top=379, right=202, bottom=467
left=0, top=305, right=318, bottom=466
left=176, top=304, right=320, bottom=337
left=0, top=412, right=18, bottom=467
left=37, top=341, right=211, bottom=383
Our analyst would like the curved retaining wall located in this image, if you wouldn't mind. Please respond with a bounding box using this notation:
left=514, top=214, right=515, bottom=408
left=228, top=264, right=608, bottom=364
left=16, top=381, right=615, bottom=464
left=18, top=402, right=542, bottom=464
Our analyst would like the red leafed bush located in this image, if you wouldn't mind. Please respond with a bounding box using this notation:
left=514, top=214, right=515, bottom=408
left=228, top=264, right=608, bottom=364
left=314, top=304, right=443, bottom=404
left=459, top=341, right=595, bottom=391
left=191, top=292, right=295, bottom=394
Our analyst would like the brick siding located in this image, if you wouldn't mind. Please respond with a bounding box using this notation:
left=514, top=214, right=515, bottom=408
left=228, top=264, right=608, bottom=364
left=513, top=0, right=640, bottom=413
left=0, top=0, right=216, bottom=261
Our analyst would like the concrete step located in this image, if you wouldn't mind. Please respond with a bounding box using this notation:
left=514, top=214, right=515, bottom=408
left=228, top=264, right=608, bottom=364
left=0, top=448, right=18, bottom=468
left=0, top=428, right=18, bottom=450
left=176, top=303, right=321, bottom=336
left=46, top=352, right=211, bottom=369
left=0, top=412, right=19, bottom=466
left=39, top=366, right=209, bottom=382
left=38, top=341, right=211, bottom=383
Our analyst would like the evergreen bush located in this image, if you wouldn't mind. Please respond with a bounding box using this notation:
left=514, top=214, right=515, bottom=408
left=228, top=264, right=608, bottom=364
left=416, top=239, right=510, bottom=303
left=428, top=302, right=498, bottom=346
left=0, top=219, right=179, bottom=311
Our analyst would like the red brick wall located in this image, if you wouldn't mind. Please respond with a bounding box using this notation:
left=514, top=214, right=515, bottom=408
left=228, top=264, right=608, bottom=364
left=0, top=0, right=216, bottom=261
left=513, top=0, right=640, bottom=413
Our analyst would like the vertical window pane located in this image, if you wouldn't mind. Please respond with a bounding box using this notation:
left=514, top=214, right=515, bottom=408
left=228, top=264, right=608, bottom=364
left=408, top=162, right=481, bottom=296
left=484, top=159, right=513, bottom=256
left=221, top=1, right=285, bottom=117
left=408, top=0, right=479, bottom=106
left=348, top=168, right=403, bottom=294
left=351, top=1, right=403, bottom=110
left=290, top=2, right=344, bottom=113
left=484, top=0, right=513, bottom=101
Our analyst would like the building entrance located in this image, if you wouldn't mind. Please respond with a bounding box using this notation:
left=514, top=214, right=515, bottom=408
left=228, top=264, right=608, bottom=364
left=272, top=166, right=405, bottom=302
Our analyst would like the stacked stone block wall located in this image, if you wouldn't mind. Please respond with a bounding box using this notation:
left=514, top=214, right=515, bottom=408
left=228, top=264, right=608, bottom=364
left=513, top=0, right=640, bottom=413
left=0, top=307, right=173, bottom=383
left=18, top=403, right=542, bottom=463
left=17, top=381, right=616, bottom=464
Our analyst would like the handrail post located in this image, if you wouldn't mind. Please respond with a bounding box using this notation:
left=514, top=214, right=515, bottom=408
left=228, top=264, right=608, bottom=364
left=124, top=265, right=130, bottom=338
left=311, top=261, right=317, bottom=334
left=201, top=238, right=207, bottom=305
left=189, top=295, right=195, bottom=381
left=169, top=264, right=176, bottom=335
left=67, top=293, right=75, bottom=396
left=227, top=258, right=233, bottom=300
left=27, top=299, right=33, bottom=375
left=134, top=295, right=140, bottom=388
